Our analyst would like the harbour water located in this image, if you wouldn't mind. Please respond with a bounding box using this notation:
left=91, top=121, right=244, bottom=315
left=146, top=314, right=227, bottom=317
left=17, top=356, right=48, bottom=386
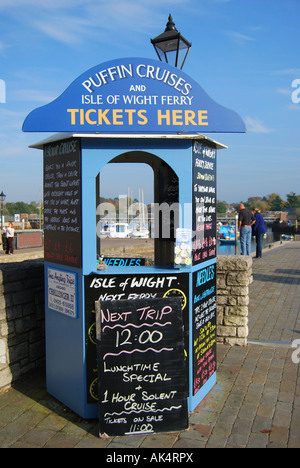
left=217, top=229, right=281, bottom=256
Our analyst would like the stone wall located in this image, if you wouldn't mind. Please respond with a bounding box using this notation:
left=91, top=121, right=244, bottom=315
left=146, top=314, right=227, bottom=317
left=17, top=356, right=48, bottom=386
left=216, top=256, right=252, bottom=346
left=0, top=260, right=44, bottom=389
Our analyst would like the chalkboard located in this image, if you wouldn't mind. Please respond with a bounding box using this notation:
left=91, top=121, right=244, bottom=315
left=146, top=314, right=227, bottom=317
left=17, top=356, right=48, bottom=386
left=96, top=297, right=188, bottom=436
left=84, top=273, right=189, bottom=404
left=192, top=263, right=217, bottom=395
left=43, top=138, right=82, bottom=267
left=192, top=141, right=217, bottom=266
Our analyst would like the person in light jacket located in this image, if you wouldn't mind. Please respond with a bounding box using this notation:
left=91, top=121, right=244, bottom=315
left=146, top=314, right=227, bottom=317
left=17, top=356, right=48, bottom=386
left=5, top=222, right=14, bottom=255
left=253, top=209, right=267, bottom=258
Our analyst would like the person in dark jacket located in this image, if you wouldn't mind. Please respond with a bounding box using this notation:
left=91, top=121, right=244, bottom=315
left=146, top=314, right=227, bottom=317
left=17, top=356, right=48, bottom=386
left=253, top=209, right=267, bottom=258
left=238, top=203, right=255, bottom=256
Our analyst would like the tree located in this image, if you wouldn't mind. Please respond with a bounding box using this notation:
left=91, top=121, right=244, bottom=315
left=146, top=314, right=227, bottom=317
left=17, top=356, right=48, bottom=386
left=216, top=201, right=227, bottom=213
left=269, top=195, right=283, bottom=211
left=4, top=202, right=39, bottom=216
left=286, top=192, right=300, bottom=208
left=247, top=196, right=262, bottom=208
left=257, top=200, right=270, bottom=213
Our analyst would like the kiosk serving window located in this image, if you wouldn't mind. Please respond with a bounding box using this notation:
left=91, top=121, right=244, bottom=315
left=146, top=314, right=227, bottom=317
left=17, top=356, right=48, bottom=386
left=96, top=152, right=179, bottom=269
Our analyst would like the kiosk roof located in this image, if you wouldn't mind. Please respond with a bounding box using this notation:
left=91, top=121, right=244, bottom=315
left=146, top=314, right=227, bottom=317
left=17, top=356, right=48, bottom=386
left=29, top=132, right=227, bottom=150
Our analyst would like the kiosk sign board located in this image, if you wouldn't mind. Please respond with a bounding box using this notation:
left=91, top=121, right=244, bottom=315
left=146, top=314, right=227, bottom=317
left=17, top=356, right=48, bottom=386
left=23, top=57, right=246, bottom=134
left=192, top=141, right=217, bottom=266
left=84, top=273, right=189, bottom=405
left=43, top=138, right=82, bottom=267
left=96, top=297, right=188, bottom=436
left=192, top=263, right=217, bottom=395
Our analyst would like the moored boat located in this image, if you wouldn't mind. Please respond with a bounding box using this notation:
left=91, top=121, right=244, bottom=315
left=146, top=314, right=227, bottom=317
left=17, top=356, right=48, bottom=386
left=281, top=234, right=294, bottom=241
left=219, top=224, right=240, bottom=245
left=109, top=223, right=133, bottom=238
left=131, top=223, right=149, bottom=238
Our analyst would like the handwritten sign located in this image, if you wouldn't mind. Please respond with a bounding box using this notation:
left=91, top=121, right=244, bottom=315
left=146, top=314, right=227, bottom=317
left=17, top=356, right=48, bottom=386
left=43, top=138, right=82, bottom=267
left=192, top=263, right=217, bottom=395
left=84, top=273, right=189, bottom=404
left=96, top=297, right=188, bottom=436
left=192, top=141, right=217, bottom=266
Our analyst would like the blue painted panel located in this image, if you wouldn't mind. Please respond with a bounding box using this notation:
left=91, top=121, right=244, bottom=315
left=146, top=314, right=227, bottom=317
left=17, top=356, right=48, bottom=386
left=23, top=57, right=246, bottom=134
left=188, top=372, right=217, bottom=412
left=44, top=262, right=97, bottom=418
left=188, top=258, right=218, bottom=409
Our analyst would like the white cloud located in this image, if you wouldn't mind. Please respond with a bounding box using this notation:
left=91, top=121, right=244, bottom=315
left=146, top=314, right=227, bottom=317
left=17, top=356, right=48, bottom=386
left=0, top=145, right=26, bottom=158
left=273, top=69, right=300, bottom=76
left=33, top=15, right=91, bottom=45
left=0, top=40, right=12, bottom=56
left=0, top=42, right=7, bottom=53
left=12, top=89, right=56, bottom=103
left=0, top=0, right=84, bottom=10
left=224, top=30, right=255, bottom=45
left=288, top=104, right=300, bottom=112
left=1, top=0, right=192, bottom=46
left=245, top=117, right=273, bottom=134
left=277, top=88, right=292, bottom=96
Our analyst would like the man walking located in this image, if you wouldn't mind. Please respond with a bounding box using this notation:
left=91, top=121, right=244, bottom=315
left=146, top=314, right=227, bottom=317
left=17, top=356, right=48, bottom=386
left=238, top=203, right=255, bottom=256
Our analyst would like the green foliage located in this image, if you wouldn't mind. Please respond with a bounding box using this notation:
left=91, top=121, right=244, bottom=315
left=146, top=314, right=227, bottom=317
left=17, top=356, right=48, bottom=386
left=3, top=201, right=39, bottom=216
left=286, top=192, right=300, bottom=208
left=269, top=195, right=283, bottom=211
left=228, top=192, right=299, bottom=214
left=216, top=201, right=227, bottom=213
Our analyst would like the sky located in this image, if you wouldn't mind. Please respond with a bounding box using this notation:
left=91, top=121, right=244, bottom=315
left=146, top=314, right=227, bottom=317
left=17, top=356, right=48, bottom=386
left=0, top=0, right=299, bottom=205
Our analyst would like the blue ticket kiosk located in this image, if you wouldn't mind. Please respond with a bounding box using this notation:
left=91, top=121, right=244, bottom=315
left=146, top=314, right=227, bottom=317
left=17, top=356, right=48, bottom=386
left=23, top=57, right=245, bottom=423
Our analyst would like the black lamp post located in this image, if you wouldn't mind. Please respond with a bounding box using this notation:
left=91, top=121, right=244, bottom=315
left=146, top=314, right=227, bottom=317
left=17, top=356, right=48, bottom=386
left=0, top=191, right=6, bottom=233
left=151, top=14, right=192, bottom=70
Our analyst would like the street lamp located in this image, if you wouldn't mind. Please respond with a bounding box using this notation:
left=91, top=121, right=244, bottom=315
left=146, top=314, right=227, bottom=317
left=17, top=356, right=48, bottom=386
left=0, top=190, right=6, bottom=233
left=151, top=14, right=192, bottom=70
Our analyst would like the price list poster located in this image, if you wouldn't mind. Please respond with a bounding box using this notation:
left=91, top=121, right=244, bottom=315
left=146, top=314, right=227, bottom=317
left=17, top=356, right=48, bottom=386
left=192, top=141, right=217, bottom=398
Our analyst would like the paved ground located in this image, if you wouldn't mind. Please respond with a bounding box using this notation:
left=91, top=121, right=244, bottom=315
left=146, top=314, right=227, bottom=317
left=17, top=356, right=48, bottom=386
left=0, top=241, right=299, bottom=448
left=0, top=246, right=44, bottom=262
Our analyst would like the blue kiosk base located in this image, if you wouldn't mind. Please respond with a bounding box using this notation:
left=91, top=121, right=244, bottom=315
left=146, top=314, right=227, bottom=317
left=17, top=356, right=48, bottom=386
left=44, top=258, right=217, bottom=420
left=37, top=133, right=221, bottom=421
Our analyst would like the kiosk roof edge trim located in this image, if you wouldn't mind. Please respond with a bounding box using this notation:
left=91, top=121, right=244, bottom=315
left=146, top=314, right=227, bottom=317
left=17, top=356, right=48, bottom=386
left=22, top=57, right=246, bottom=135
left=29, top=132, right=228, bottom=150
